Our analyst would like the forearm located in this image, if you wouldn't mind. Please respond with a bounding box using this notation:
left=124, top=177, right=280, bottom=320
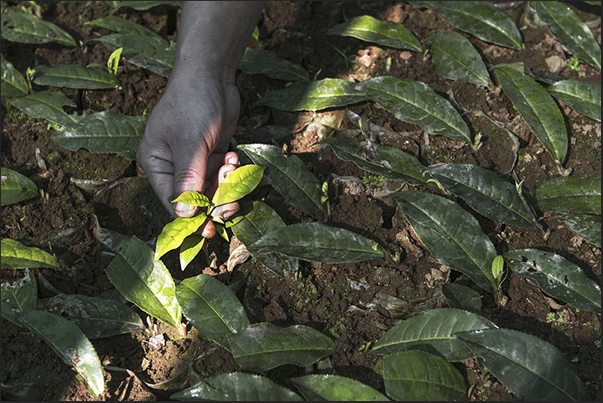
left=173, top=1, right=265, bottom=82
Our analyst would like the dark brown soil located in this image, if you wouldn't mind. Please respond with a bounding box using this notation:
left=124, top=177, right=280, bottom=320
left=1, top=1, right=600, bottom=401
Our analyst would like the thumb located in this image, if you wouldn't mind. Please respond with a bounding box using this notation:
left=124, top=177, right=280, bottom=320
left=173, top=146, right=208, bottom=218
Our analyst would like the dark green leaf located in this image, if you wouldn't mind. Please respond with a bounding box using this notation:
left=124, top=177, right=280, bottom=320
left=1, top=54, right=28, bottom=97
left=560, top=214, right=601, bottom=247
left=9, top=91, right=82, bottom=127
left=110, top=1, right=181, bottom=10
left=228, top=323, right=335, bottom=372
left=534, top=174, right=601, bottom=215
left=1, top=11, right=76, bottom=46
left=291, top=374, right=389, bottom=401
left=176, top=274, right=250, bottom=350
left=155, top=213, right=208, bottom=260
left=456, top=328, right=585, bottom=401
left=504, top=248, right=601, bottom=313
left=105, top=236, right=182, bottom=328
left=372, top=307, right=496, bottom=361
left=327, top=15, right=421, bottom=52
left=238, top=144, right=327, bottom=220
left=442, top=283, right=483, bottom=312
left=393, top=191, right=497, bottom=292
left=52, top=111, right=146, bottom=160
left=357, top=76, right=472, bottom=144
left=429, top=30, right=489, bottom=86
left=212, top=164, right=265, bottom=206
left=426, top=163, right=534, bottom=227
left=251, top=222, right=385, bottom=263
left=548, top=80, right=601, bottom=122
left=1, top=167, right=39, bottom=207
left=1, top=269, right=37, bottom=326
left=239, top=48, right=309, bottom=81
left=86, top=16, right=162, bottom=38
left=33, top=64, right=119, bottom=90
left=535, top=1, right=601, bottom=71
left=383, top=350, right=466, bottom=401
left=1, top=239, right=59, bottom=269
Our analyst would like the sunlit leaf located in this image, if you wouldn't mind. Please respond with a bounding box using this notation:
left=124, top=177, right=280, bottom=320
left=548, top=80, right=601, bottom=122
left=291, top=374, right=389, bottom=401
left=327, top=15, right=421, bottom=52
left=1, top=269, right=37, bottom=326
left=155, top=213, right=208, bottom=260
left=33, top=64, right=119, bottom=90
left=172, top=191, right=211, bottom=207
left=9, top=91, right=82, bottom=127
left=560, top=213, right=601, bottom=248
left=504, top=248, right=601, bottom=313
left=1, top=167, right=39, bottom=207
left=239, top=47, right=309, bottom=81
left=1, top=11, right=76, bottom=46
left=86, top=16, right=162, bottom=38
left=1, top=239, right=59, bottom=269
left=456, top=328, right=585, bottom=401
left=179, top=234, right=205, bottom=271
left=1, top=54, right=28, bottom=97
left=534, top=174, right=601, bottom=215
left=212, top=164, right=265, bottom=206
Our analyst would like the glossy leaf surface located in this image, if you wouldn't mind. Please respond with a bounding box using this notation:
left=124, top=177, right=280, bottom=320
left=457, top=328, right=585, bottom=401
left=534, top=174, right=601, bottom=215
left=251, top=222, right=385, bottom=263
left=548, top=80, right=601, bottom=122
left=327, top=15, right=421, bottom=51
left=504, top=248, right=601, bottom=313
left=429, top=30, right=489, bottom=86
left=212, top=164, right=265, bottom=206
left=1, top=11, right=76, bottom=46
left=105, top=236, right=182, bottom=328
left=1, top=54, right=28, bottom=97
left=239, top=48, right=309, bottom=81
left=561, top=214, right=601, bottom=247
left=171, top=191, right=211, bottom=207
left=9, top=91, right=81, bottom=127
left=291, top=374, right=389, bottom=401
left=179, top=234, right=205, bottom=271
left=1, top=269, right=37, bottom=326
left=155, top=213, right=208, bottom=260
left=176, top=274, right=250, bottom=350
left=33, top=64, right=119, bottom=90
left=239, top=144, right=327, bottom=220
left=393, top=191, right=497, bottom=291
left=357, top=76, right=472, bottom=144
left=372, top=308, right=496, bottom=361
left=1, top=239, right=59, bottom=269
left=1, top=167, right=39, bottom=207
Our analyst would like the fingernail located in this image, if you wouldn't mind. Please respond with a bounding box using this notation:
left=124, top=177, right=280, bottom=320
left=226, top=154, right=239, bottom=166
left=175, top=202, right=196, bottom=217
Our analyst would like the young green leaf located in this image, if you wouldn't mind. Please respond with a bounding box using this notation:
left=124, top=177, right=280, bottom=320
left=227, top=323, right=335, bottom=372
left=383, top=350, right=466, bottom=401
left=251, top=222, right=385, bottom=263
left=107, top=47, right=123, bottom=75
left=105, top=236, right=182, bottom=328
left=176, top=274, right=250, bottom=350
left=504, top=248, right=601, bottom=313
left=1, top=54, right=29, bottom=97
left=33, top=64, right=119, bottom=90
left=371, top=307, right=496, bottom=361
left=239, top=144, right=327, bottom=220
left=327, top=15, right=421, bottom=52
left=534, top=174, right=601, bottom=215
left=15, top=310, right=105, bottom=397
left=491, top=255, right=505, bottom=281
left=86, top=16, right=163, bottom=38
left=9, top=91, right=82, bottom=127
left=179, top=234, right=206, bottom=271
left=52, top=111, right=146, bottom=160
left=393, top=191, right=497, bottom=292
left=409, top=1, right=523, bottom=50
left=1, top=167, right=39, bottom=207
left=1, top=269, right=37, bottom=326
left=172, top=191, right=212, bottom=208
left=171, top=372, right=302, bottom=401
left=212, top=164, right=265, bottom=206
left=239, top=47, right=309, bottom=81
left=426, top=163, right=535, bottom=228
left=255, top=78, right=369, bottom=112
left=456, top=328, right=586, bottom=401
left=1, top=11, right=76, bottom=46
left=493, top=63, right=568, bottom=167
left=1, top=239, right=59, bottom=269
left=357, top=76, right=473, bottom=144
left=560, top=214, right=601, bottom=248
left=290, top=374, right=389, bottom=401
left=548, top=80, right=601, bottom=122
left=535, top=1, right=601, bottom=71
left=429, top=30, right=490, bottom=86
left=155, top=213, right=208, bottom=260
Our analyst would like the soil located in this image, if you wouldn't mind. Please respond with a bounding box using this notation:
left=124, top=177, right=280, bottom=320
left=1, top=1, right=601, bottom=401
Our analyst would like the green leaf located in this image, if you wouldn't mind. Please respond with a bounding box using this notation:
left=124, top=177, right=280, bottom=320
left=535, top=1, right=601, bottom=71
left=1, top=11, right=76, bottom=46
left=239, top=47, right=309, bottom=81
left=442, top=283, right=482, bottom=312
left=1, top=269, right=37, bottom=326
left=228, top=323, right=335, bottom=372
left=176, top=274, right=250, bottom=350
left=36, top=294, right=145, bottom=339
left=155, top=213, right=208, bottom=260
left=383, top=350, right=466, bottom=401
left=251, top=222, right=385, bottom=264
left=429, top=30, right=489, bottom=86
left=86, top=16, right=163, bottom=38
left=171, top=191, right=211, bottom=207
left=319, top=136, right=427, bottom=185
left=493, top=63, right=568, bottom=166
left=212, top=164, right=265, bottom=206
left=52, top=111, right=146, bottom=160
left=95, top=34, right=175, bottom=77
left=15, top=310, right=105, bottom=397
left=393, top=191, right=497, bottom=292
left=105, top=236, right=182, bottom=328
left=238, top=144, right=327, bottom=220
left=231, top=201, right=298, bottom=277
left=327, top=15, right=421, bottom=52
left=1, top=167, right=39, bottom=207
left=110, top=1, right=181, bottom=10
left=1, top=54, right=29, bottom=97
left=291, top=374, right=389, bottom=401
left=372, top=307, right=496, bottom=361
left=560, top=214, right=601, bottom=248
left=534, top=174, right=601, bottom=215
left=255, top=78, right=369, bottom=112
left=179, top=234, right=205, bottom=271
left=171, top=372, right=302, bottom=401
left=33, top=64, right=119, bottom=90
left=504, top=248, right=601, bottom=313
left=8, top=91, right=82, bottom=127
left=357, top=76, right=472, bottom=144
left=409, top=1, right=523, bottom=50
left=426, top=163, right=534, bottom=227
left=456, top=328, right=585, bottom=401
left=1, top=239, right=59, bottom=269
left=547, top=80, right=601, bottom=122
